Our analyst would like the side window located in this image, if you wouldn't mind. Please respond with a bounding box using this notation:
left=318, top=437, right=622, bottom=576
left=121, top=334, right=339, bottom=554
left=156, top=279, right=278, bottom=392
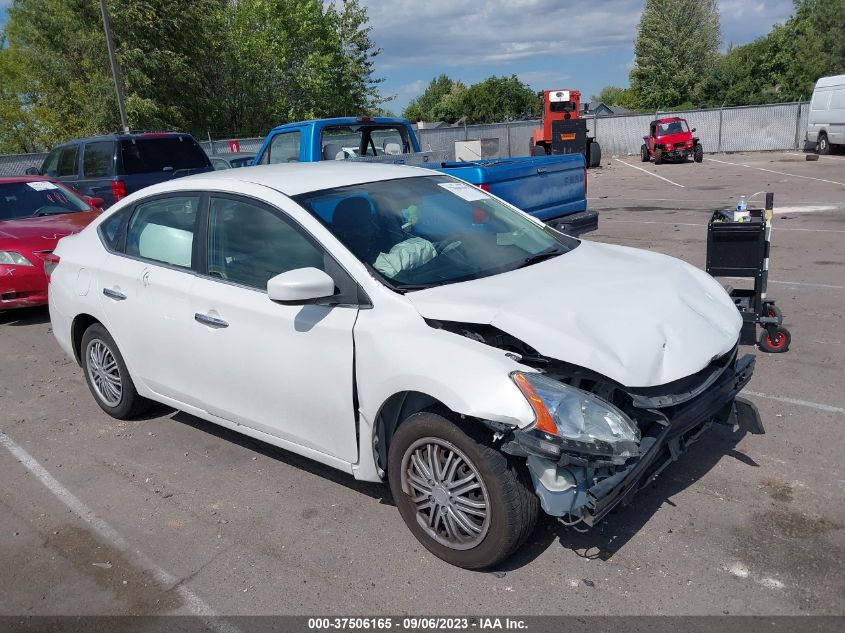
left=211, top=158, right=230, bottom=170
left=98, top=208, right=131, bottom=251
left=267, top=132, right=301, bottom=164
left=57, top=145, right=80, bottom=178
left=83, top=142, right=114, bottom=178
left=42, top=148, right=62, bottom=177
left=207, top=196, right=324, bottom=290
left=810, top=91, right=830, bottom=111
left=125, top=196, right=200, bottom=268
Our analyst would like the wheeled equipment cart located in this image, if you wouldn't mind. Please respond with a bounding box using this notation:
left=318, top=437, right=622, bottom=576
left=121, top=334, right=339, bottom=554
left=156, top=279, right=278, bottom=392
left=706, top=193, right=791, bottom=353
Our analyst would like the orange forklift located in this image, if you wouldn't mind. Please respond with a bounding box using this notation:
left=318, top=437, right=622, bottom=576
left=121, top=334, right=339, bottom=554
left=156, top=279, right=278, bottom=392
left=531, top=89, right=602, bottom=168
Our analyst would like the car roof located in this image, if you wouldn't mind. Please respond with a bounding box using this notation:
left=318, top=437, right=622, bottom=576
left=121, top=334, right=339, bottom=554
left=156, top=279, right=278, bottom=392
left=50, top=132, right=194, bottom=147
left=652, top=117, right=687, bottom=124
left=169, top=161, right=436, bottom=196
left=267, top=117, right=408, bottom=134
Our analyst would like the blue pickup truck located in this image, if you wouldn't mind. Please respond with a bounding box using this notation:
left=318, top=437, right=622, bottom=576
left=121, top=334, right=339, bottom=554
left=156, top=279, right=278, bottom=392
left=253, top=117, right=596, bottom=234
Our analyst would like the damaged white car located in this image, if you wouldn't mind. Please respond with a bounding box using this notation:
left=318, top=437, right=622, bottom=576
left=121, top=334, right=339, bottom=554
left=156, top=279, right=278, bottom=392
left=48, top=162, right=763, bottom=569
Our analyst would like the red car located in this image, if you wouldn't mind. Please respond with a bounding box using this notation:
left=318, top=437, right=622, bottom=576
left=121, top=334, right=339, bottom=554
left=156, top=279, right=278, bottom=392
left=0, top=176, right=102, bottom=311
left=641, top=117, right=703, bottom=164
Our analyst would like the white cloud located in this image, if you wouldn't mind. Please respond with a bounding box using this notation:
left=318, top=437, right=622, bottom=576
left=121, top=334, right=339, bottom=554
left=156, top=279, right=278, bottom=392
left=361, top=0, right=643, bottom=70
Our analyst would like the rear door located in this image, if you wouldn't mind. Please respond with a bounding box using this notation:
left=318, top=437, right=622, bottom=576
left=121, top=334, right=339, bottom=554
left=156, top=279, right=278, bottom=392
left=80, top=140, right=116, bottom=204
left=98, top=193, right=203, bottom=405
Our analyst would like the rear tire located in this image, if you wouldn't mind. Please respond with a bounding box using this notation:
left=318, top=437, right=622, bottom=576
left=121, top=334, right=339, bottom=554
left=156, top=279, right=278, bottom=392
left=588, top=142, right=601, bottom=168
left=817, top=132, right=830, bottom=155
left=693, top=144, right=704, bottom=163
left=81, top=323, right=151, bottom=419
left=388, top=412, right=538, bottom=569
left=641, top=144, right=650, bottom=162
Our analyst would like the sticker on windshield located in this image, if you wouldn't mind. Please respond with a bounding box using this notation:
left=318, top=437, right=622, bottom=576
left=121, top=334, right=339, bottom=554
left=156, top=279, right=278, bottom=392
left=438, top=182, right=488, bottom=201
left=27, top=181, right=59, bottom=191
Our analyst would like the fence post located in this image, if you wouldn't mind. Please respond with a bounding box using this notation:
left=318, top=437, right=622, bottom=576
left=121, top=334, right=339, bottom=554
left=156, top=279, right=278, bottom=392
left=207, top=131, right=215, bottom=155
left=793, top=103, right=802, bottom=150
left=505, top=120, right=511, bottom=158
left=717, top=107, right=723, bottom=153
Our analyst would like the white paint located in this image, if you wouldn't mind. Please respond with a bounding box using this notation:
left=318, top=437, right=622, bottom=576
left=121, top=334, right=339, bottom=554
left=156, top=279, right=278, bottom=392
left=774, top=205, right=838, bottom=214
left=743, top=391, right=845, bottom=415
left=705, top=157, right=845, bottom=187
left=613, top=159, right=686, bottom=188
left=727, top=561, right=750, bottom=578
left=0, top=430, right=239, bottom=632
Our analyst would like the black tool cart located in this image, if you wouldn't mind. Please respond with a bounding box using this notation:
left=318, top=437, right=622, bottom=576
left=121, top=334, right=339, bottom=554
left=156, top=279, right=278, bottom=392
left=706, top=192, right=791, bottom=353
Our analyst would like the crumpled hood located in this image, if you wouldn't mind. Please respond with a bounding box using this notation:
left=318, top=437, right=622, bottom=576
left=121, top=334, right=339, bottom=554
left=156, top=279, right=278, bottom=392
left=406, top=240, right=742, bottom=388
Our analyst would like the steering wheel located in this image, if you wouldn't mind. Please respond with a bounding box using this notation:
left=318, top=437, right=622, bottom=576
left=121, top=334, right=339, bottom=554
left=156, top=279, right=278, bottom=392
left=32, top=205, right=67, bottom=217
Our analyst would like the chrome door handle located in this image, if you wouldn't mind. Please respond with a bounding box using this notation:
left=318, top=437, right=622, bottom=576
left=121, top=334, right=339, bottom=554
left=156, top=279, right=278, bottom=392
left=103, top=287, right=127, bottom=301
left=194, top=313, right=229, bottom=328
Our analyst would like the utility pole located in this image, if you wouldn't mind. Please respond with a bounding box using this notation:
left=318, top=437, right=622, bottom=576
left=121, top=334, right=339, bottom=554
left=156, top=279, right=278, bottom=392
left=99, top=0, right=129, bottom=133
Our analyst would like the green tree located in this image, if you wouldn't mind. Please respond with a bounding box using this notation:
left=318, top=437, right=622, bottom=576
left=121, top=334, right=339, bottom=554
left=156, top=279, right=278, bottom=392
left=459, top=75, right=540, bottom=123
left=403, top=75, right=463, bottom=122
left=590, top=85, right=639, bottom=109
left=630, top=0, right=721, bottom=109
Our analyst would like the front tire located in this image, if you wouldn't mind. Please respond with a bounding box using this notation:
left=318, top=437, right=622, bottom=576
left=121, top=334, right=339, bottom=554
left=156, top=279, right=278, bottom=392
left=693, top=144, right=704, bottom=163
left=654, top=148, right=663, bottom=165
left=81, top=323, right=151, bottom=419
left=388, top=412, right=538, bottom=569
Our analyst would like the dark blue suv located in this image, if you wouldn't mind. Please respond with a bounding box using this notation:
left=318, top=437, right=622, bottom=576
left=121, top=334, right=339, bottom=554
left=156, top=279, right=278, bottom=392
left=29, top=132, right=213, bottom=208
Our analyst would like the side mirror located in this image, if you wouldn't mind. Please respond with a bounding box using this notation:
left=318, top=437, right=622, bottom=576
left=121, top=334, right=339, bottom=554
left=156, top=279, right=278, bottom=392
left=88, top=196, right=106, bottom=209
left=691, top=127, right=696, bottom=133
left=267, top=268, right=336, bottom=304
left=25, top=167, right=41, bottom=176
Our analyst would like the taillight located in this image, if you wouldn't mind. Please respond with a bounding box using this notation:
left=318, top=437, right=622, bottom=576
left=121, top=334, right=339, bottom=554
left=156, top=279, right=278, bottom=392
left=44, top=253, right=60, bottom=281
left=478, top=183, right=491, bottom=192
left=111, top=180, right=127, bottom=201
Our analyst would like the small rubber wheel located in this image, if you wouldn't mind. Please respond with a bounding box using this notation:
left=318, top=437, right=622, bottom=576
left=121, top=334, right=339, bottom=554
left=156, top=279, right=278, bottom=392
left=758, top=326, right=791, bottom=353
left=654, top=148, right=663, bottom=165
left=641, top=144, right=650, bottom=162
left=81, top=323, right=151, bottom=419
left=693, top=144, right=704, bottom=163
left=817, top=132, right=830, bottom=155
left=764, top=303, right=783, bottom=325
left=388, top=412, right=538, bottom=569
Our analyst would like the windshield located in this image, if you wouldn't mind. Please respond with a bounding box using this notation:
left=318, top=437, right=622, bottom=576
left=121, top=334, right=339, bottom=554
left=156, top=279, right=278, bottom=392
left=657, top=120, right=689, bottom=135
left=321, top=124, right=412, bottom=160
left=0, top=181, right=90, bottom=220
left=294, top=175, right=579, bottom=291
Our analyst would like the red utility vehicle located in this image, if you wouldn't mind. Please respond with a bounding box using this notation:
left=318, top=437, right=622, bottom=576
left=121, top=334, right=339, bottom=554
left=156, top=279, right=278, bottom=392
left=531, top=89, right=601, bottom=168
left=641, top=117, right=703, bottom=164
left=0, top=176, right=101, bottom=311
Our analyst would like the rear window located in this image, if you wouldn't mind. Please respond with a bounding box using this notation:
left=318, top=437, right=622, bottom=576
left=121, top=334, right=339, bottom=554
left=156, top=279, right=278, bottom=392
left=119, top=137, right=209, bottom=175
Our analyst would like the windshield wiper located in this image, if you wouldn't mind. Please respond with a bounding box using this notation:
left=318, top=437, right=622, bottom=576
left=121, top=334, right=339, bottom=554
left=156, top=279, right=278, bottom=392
left=515, top=246, right=564, bottom=269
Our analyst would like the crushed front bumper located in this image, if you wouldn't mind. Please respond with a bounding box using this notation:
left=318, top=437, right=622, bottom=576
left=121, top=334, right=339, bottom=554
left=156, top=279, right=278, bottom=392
left=518, top=353, right=761, bottom=525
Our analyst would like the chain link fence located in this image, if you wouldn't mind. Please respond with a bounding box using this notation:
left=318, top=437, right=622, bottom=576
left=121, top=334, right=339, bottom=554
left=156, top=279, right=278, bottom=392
left=0, top=102, right=812, bottom=177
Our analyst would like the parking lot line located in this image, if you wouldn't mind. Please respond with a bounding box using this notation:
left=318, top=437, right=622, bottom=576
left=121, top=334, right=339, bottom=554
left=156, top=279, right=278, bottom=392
left=613, top=158, right=685, bottom=188
left=0, top=429, right=239, bottom=631
left=744, top=391, right=845, bottom=415
left=784, top=151, right=845, bottom=162
left=706, top=157, right=845, bottom=187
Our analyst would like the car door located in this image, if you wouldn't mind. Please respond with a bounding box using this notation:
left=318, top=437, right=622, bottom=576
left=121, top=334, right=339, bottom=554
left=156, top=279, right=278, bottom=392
left=98, top=193, right=204, bottom=405
left=189, top=193, right=360, bottom=462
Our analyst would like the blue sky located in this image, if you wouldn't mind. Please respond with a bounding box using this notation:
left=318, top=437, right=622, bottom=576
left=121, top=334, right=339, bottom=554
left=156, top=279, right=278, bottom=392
left=1, top=0, right=796, bottom=113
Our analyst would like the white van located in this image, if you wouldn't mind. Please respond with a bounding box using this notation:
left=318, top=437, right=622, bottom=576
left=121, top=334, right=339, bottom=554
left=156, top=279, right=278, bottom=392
left=807, top=74, right=845, bottom=154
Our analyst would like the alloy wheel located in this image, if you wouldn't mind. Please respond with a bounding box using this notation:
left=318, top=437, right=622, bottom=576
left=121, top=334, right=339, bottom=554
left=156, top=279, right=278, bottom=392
left=86, top=339, right=122, bottom=407
left=400, top=437, right=490, bottom=550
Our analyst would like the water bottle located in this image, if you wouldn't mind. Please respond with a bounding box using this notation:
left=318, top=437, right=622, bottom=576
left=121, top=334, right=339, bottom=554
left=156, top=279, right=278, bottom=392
left=737, top=196, right=747, bottom=212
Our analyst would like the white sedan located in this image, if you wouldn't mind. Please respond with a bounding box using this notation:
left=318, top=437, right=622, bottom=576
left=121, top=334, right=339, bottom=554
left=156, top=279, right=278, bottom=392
left=48, top=162, right=762, bottom=568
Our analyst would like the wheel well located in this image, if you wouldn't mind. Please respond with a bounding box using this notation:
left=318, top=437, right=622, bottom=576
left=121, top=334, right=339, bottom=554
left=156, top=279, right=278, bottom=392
left=71, top=314, right=101, bottom=364
left=373, top=391, right=450, bottom=475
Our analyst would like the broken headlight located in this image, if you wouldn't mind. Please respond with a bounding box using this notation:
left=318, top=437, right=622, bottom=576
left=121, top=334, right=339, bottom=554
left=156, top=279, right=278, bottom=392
left=513, top=372, right=640, bottom=462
